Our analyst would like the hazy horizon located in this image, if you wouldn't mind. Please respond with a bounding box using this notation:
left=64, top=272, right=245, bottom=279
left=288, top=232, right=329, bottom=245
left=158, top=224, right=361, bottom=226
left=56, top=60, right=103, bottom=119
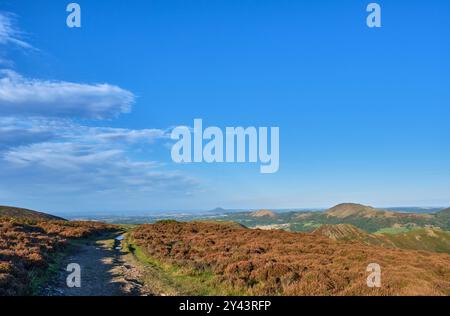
left=27, top=204, right=448, bottom=218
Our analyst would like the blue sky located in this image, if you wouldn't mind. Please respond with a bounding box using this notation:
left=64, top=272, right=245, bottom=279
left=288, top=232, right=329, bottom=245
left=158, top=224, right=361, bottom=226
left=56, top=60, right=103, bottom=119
left=0, top=0, right=450, bottom=215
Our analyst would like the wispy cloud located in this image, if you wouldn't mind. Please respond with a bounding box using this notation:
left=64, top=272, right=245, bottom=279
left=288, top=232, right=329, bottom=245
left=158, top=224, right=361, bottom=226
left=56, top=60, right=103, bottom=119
left=0, top=57, right=14, bottom=67
left=0, top=11, right=201, bottom=212
left=0, top=117, right=193, bottom=198
left=0, top=117, right=169, bottom=148
left=0, top=12, right=33, bottom=49
left=0, top=70, right=135, bottom=119
left=0, top=12, right=34, bottom=67
left=71, top=126, right=169, bottom=144
left=1, top=141, right=197, bottom=195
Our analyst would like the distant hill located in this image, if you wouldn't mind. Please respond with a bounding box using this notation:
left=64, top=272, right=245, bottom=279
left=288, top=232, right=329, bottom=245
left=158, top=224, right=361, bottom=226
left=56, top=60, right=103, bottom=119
left=202, top=203, right=450, bottom=233
left=251, top=210, right=276, bottom=218
left=437, top=207, right=450, bottom=217
left=325, top=203, right=396, bottom=218
left=0, top=205, right=65, bottom=221
left=308, top=204, right=444, bottom=232
left=434, top=207, right=450, bottom=229
left=208, top=207, right=228, bottom=213
left=325, top=203, right=432, bottom=220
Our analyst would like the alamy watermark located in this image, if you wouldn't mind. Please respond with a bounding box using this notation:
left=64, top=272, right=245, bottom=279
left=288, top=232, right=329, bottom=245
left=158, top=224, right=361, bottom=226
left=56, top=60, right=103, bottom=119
left=66, top=263, right=81, bottom=288
left=366, top=3, right=382, bottom=28
left=66, top=2, right=381, bottom=28
left=66, top=3, right=81, bottom=28
left=65, top=3, right=380, bottom=29
left=171, top=119, right=279, bottom=174
left=366, top=263, right=381, bottom=288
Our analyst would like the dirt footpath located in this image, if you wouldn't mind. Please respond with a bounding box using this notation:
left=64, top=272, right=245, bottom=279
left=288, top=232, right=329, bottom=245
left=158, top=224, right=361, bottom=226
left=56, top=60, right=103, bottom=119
left=40, top=234, right=154, bottom=296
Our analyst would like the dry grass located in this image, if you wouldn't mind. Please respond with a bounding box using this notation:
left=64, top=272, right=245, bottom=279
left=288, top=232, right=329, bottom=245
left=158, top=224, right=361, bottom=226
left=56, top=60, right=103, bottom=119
left=132, top=221, right=450, bottom=296
left=0, top=218, right=116, bottom=295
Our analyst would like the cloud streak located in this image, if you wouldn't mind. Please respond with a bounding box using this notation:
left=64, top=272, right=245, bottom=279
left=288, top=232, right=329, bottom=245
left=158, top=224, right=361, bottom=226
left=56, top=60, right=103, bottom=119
left=0, top=117, right=169, bottom=147
left=0, top=12, right=32, bottom=49
left=0, top=117, right=195, bottom=199
left=0, top=70, right=135, bottom=119
left=2, top=141, right=197, bottom=194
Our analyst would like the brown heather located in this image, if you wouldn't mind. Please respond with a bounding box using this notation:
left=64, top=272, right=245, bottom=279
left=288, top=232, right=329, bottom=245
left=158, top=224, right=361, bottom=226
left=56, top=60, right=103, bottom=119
left=132, top=221, right=450, bottom=296
left=0, top=218, right=116, bottom=295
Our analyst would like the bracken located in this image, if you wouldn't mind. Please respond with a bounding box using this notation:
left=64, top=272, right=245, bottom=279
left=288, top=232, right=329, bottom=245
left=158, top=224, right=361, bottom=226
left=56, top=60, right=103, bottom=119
left=0, top=218, right=116, bottom=295
left=132, top=221, right=450, bottom=296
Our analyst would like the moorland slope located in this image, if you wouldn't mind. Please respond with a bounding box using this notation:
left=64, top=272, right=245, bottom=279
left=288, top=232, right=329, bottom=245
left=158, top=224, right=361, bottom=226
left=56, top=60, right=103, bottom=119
left=0, top=205, right=64, bottom=221
left=0, top=216, right=116, bottom=295
left=131, top=221, right=450, bottom=296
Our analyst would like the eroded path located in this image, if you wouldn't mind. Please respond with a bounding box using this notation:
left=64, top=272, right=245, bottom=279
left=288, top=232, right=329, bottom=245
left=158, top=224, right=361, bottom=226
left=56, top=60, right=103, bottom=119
left=40, top=234, right=154, bottom=296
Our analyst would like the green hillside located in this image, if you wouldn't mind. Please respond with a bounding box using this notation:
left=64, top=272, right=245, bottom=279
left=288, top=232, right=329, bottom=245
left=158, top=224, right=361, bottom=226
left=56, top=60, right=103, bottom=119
left=313, top=224, right=450, bottom=253
left=214, top=203, right=450, bottom=234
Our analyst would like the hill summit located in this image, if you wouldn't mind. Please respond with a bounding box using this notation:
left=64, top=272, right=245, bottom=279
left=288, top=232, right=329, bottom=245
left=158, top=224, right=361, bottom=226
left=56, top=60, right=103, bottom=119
left=251, top=209, right=276, bottom=218
left=325, top=203, right=394, bottom=219
left=0, top=205, right=65, bottom=221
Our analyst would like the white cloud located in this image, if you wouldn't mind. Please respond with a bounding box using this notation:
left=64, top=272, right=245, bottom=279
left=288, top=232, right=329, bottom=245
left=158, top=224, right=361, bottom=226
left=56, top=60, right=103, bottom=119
left=0, top=70, right=135, bottom=119
left=0, top=12, right=32, bottom=49
left=72, top=126, right=169, bottom=144
left=1, top=141, right=197, bottom=194
left=0, top=117, right=194, bottom=197
left=0, top=13, right=134, bottom=119
left=0, top=117, right=169, bottom=147
left=0, top=12, right=30, bottom=70
left=0, top=57, right=13, bottom=67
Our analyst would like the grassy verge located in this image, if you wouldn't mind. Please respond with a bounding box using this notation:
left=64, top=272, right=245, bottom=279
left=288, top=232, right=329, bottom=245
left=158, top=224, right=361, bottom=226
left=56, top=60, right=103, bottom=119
left=29, top=249, right=68, bottom=295
left=125, top=237, right=241, bottom=296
